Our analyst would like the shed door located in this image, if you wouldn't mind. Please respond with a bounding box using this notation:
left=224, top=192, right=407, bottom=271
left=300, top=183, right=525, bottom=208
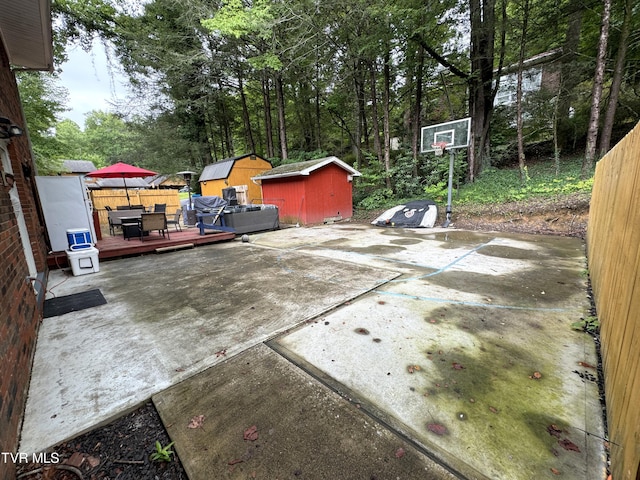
left=324, top=169, right=349, bottom=218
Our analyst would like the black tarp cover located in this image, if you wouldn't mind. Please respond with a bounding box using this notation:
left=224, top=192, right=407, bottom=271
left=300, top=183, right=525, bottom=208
left=372, top=200, right=438, bottom=228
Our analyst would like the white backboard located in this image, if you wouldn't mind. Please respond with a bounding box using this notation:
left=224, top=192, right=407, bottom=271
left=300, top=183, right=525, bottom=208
left=420, top=117, right=471, bottom=153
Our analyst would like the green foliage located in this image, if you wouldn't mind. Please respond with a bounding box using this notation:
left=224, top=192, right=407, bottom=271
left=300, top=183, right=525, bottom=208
left=423, top=181, right=449, bottom=204
left=270, top=150, right=329, bottom=168
left=201, top=0, right=273, bottom=41
left=150, top=441, right=174, bottom=462
left=30, top=0, right=633, bottom=190
left=16, top=71, right=69, bottom=173
left=421, top=152, right=467, bottom=199
left=353, top=150, right=470, bottom=209
left=455, top=157, right=593, bottom=205
left=389, top=153, right=423, bottom=199
left=354, top=159, right=389, bottom=209
left=353, top=154, right=595, bottom=217
left=357, top=187, right=394, bottom=210
left=571, top=316, right=600, bottom=334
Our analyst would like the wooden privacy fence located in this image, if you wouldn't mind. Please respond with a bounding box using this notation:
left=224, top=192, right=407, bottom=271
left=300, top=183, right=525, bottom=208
left=91, top=189, right=181, bottom=232
left=587, top=121, right=640, bottom=480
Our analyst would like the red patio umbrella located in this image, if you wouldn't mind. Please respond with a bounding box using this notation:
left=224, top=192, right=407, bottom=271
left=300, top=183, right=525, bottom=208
left=86, top=162, right=157, bottom=206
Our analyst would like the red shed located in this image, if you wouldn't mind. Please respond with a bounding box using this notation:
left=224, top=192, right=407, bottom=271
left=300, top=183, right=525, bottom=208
left=252, top=156, right=361, bottom=225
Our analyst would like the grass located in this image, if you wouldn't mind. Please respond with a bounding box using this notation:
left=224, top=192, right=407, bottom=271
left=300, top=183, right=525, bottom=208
left=454, top=156, right=593, bottom=206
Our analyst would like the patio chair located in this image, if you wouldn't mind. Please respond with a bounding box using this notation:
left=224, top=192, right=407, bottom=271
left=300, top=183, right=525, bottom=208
left=138, top=212, right=169, bottom=241
left=196, top=206, right=234, bottom=235
left=116, top=205, right=131, bottom=210
left=130, top=204, right=145, bottom=211
left=154, top=203, right=166, bottom=213
left=166, top=208, right=182, bottom=232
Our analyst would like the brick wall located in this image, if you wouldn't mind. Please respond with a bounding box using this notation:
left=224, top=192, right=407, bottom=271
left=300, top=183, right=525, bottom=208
left=1, top=35, right=48, bottom=478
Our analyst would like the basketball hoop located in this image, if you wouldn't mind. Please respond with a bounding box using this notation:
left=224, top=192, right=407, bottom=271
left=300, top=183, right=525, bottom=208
left=431, top=142, right=448, bottom=156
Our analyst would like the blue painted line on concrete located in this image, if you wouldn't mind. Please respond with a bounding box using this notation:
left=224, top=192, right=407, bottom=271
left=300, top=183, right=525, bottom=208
left=391, top=240, right=494, bottom=282
left=372, top=289, right=571, bottom=312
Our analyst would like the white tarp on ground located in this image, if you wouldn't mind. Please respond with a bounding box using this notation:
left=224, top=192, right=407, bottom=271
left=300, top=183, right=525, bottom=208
left=371, top=199, right=438, bottom=228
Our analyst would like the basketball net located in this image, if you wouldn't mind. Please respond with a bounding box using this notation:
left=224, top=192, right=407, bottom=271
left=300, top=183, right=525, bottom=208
left=431, top=142, right=448, bottom=157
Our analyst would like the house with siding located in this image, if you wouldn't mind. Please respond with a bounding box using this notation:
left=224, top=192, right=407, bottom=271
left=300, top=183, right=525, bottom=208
left=0, top=2, right=53, bottom=476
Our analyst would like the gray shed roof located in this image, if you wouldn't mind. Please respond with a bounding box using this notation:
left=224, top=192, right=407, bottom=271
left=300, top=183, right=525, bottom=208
left=199, top=158, right=235, bottom=182
left=198, top=153, right=269, bottom=182
left=61, top=160, right=97, bottom=174
left=252, top=156, right=360, bottom=181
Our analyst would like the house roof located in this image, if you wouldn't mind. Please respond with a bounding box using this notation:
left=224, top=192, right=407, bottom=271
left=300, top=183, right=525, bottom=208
left=145, top=174, right=186, bottom=187
left=61, top=160, right=97, bottom=174
left=0, top=0, right=54, bottom=71
left=252, top=156, right=361, bottom=181
left=497, top=48, right=562, bottom=76
left=198, top=153, right=269, bottom=182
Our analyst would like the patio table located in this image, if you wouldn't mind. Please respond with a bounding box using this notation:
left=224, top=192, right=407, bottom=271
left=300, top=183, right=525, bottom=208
left=120, top=215, right=144, bottom=240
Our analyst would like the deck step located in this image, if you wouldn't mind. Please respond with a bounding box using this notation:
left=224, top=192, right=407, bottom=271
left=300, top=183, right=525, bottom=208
left=155, top=244, right=195, bottom=254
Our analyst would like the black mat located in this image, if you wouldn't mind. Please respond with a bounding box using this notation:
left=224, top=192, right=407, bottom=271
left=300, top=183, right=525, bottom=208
left=43, top=289, right=107, bottom=318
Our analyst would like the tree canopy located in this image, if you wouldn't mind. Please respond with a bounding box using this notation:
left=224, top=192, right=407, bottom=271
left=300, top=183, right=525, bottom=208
left=17, top=0, right=640, bottom=204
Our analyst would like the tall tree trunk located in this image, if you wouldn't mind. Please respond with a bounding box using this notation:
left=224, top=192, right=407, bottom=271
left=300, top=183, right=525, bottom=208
left=219, top=97, right=233, bottom=158
left=315, top=89, right=321, bottom=150
left=261, top=71, right=274, bottom=158
left=599, top=0, right=632, bottom=155
left=382, top=50, right=392, bottom=190
left=411, top=45, right=425, bottom=171
left=315, top=62, right=322, bottom=150
left=237, top=73, right=255, bottom=154
left=301, top=80, right=314, bottom=151
left=469, top=0, right=496, bottom=182
left=516, top=0, right=530, bottom=183
left=275, top=72, right=288, bottom=160
left=552, top=75, right=563, bottom=176
left=356, top=62, right=369, bottom=151
left=557, top=2, right=584, bottom=151
left=352, top=60, right=363, bottom=166
left=369, top=62, right=383, bottom=164
left=583, top=0, right=612, bottom=176
left=203, top=102, right=219, bottom=162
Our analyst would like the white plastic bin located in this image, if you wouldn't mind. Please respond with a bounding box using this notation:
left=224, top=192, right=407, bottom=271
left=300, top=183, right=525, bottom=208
left=66, top=247, right=100, bottom=276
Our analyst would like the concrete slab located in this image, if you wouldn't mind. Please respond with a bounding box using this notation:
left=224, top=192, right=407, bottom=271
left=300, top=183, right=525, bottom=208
left=154, top=343, right=460, bottom=480
left=19, top=241, right=397, bottom=454
left=274, top=295, right=603, bottom=479
left=269, top=226, right=605, bottom=479
left=20, top=224, right=606, bottom=480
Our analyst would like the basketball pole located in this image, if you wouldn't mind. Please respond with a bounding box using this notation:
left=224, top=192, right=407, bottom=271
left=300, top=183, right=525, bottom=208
left=442, top=149, right=454, bottom=228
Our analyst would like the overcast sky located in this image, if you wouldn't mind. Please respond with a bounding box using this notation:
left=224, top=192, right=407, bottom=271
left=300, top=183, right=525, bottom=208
left=58, top=42, right=128, bottom=128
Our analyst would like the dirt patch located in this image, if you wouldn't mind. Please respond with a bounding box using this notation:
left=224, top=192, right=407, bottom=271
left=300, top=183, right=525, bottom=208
left=354, top=192, right=590, bottom=238
left=16, top=402, right=188, bottom=480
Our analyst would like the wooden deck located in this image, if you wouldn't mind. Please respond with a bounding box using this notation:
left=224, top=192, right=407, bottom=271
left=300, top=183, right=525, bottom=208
left=48, top=226, right=236, bottom=269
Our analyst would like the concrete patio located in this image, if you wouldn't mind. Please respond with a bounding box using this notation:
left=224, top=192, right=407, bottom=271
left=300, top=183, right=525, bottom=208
left=20, top=224, right=607, bottom=479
